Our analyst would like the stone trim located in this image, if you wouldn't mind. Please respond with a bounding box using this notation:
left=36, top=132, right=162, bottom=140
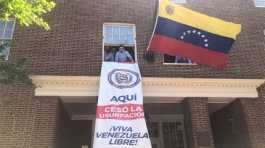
left=31, top=75, right=265, bottom=103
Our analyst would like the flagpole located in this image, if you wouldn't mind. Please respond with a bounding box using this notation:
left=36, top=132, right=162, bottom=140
left=146, top=0, right=160, bottom=51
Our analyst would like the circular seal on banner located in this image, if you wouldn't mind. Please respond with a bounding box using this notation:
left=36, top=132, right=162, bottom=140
left=166, top=5, right=174, bottom=15
left=108, top=69, right=140, bottom=89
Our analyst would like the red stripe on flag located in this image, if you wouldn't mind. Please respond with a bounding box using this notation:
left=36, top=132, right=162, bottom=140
left=96, top=104, right=144, bottom=120
left=149, top=35, right=229, bottom=69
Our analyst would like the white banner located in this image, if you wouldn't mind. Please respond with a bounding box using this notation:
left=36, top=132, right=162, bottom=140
left=93, top=62, right=152, bottom=148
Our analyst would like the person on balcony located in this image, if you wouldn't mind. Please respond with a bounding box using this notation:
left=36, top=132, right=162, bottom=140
left=115, top=46, right=134, bottom=63
left=104, top=47, right=115, bottom=62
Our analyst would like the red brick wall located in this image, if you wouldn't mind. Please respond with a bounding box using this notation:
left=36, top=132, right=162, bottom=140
left=240, top=98, right=265, bottom=148
left=182, top=98, right=215, bottom=148
left=211, top=99, right=251, bottom=148
left=1, top=0, right=264, bottom=147
left=211, top=94, right=265, bottom=148
left=10, top=0, right=265, bottom=78
left=0, top=86, right=60, bottom=148
left=252, top=85, right=265, bottom=148
left=0, top=86, right=35, bottom=148
left=31, top=97, right=60, bottom=148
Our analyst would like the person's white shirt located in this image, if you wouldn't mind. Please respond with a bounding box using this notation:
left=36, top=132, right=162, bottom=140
left=115, top=47, right=133, bottom=62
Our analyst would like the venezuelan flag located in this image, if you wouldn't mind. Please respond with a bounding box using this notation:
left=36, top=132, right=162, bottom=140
left=148, top=0, right=241, bottom=69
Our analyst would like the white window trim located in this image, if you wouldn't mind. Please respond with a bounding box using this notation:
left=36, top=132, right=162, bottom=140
left=254, top=0, right=265, bottom=7
left=170, top=0, right=187, bottom=4
left=102, top=23, right=137, bottom=62
left=162, top=55, right=197, bottom=65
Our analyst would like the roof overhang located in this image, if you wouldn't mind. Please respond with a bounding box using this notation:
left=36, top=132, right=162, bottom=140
left=31, top=75, right=265, bottom=103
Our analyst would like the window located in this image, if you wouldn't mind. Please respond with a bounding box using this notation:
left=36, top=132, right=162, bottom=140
left=0, top=20, right=15, bottom=60
left=254, top=0, right=265, bottom=7
left=170, top=0, right=186, bottom=4
left=103, top=23, right=136, bottom=62
left=163, top=54, right=196, bottom=65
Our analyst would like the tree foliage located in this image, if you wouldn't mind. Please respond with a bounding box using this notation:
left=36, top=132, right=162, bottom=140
left=0, top=0, right=55, bottom=104
left=0, top=40, right=32, bottom=86
left=0, top=0, right=56, bottom=88
left=0, top=0, right=56, bottom=30
left=0, top=57, right=33, bottom=86
left=0, top=41, right=34, bottom=104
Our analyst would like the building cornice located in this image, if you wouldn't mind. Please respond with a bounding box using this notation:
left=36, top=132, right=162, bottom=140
left=31, top=75, right=265, bottom=103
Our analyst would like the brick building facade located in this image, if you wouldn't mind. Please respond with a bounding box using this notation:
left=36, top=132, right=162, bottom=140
left=0, top=0, right=265, bottom=148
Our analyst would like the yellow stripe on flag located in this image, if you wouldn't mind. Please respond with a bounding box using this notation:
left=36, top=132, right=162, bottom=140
left=159, top=0, right=241, bottom=39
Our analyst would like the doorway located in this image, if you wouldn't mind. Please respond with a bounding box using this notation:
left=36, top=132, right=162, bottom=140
left=147, top=115, right=187, bottom=148
left=60, top=103, right=187, bottom=148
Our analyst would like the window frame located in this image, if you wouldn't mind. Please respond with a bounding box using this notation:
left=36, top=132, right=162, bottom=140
left=0, top=19, right=16, bottom=40
left=0, top=19, right=16, bottom=60
left=254, top=0, right=265, bottom=7
left=170, top=0, right=187, bottom=4
left=162, top=54, right=197, bottom=66
left=102, top=23, right=137, bottom=62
